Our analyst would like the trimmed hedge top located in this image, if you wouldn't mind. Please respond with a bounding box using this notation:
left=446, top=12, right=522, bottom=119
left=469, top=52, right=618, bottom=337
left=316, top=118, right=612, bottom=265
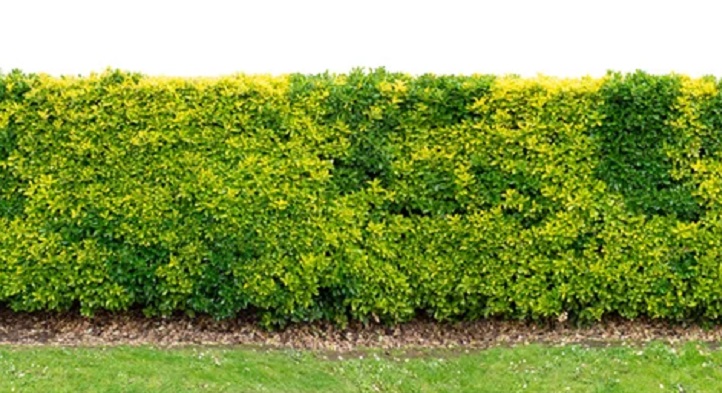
left=2, top=69, right=722, bottom=326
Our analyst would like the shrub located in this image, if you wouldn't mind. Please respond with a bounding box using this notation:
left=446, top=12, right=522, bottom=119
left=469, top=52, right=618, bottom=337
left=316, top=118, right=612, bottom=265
left=2, top=69, right=722, bottom=325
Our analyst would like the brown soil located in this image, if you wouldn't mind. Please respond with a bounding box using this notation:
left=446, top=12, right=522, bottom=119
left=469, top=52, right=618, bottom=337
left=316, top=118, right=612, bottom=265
left=1, top=307, right=720, bottom=352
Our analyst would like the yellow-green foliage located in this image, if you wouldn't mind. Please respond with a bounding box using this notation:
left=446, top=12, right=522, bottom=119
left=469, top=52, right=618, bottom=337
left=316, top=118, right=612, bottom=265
left=2, top=68, right=722, bottom=325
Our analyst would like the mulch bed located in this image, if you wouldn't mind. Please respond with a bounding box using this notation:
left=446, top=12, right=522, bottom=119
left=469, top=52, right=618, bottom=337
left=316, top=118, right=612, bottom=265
left=1, top=307, right=720, bottom=352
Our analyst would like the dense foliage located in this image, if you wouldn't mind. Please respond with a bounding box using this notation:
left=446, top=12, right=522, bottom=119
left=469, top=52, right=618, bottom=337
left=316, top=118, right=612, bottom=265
left=2, top=69, right=722, bottom=325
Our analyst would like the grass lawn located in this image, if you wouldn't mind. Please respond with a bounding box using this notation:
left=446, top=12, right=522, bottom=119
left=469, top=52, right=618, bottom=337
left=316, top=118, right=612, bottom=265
left=1, top=342, right=722, bottom=392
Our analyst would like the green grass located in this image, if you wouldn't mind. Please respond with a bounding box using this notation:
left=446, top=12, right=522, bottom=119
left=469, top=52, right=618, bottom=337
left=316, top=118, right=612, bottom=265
left=2, top=342, right=722, bottom=392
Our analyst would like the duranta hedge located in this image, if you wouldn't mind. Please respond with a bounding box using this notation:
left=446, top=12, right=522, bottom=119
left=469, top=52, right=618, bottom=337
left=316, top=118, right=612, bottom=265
left=2, top=68, right=722, bottom=325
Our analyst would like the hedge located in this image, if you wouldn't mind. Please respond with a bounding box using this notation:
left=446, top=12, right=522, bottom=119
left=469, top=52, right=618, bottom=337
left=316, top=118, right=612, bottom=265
left=2, top=68, right=722, bottom=326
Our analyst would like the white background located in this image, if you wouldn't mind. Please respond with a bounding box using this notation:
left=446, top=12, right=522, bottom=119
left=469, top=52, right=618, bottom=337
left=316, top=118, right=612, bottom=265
left=2, top=0, right=720, bottom=77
